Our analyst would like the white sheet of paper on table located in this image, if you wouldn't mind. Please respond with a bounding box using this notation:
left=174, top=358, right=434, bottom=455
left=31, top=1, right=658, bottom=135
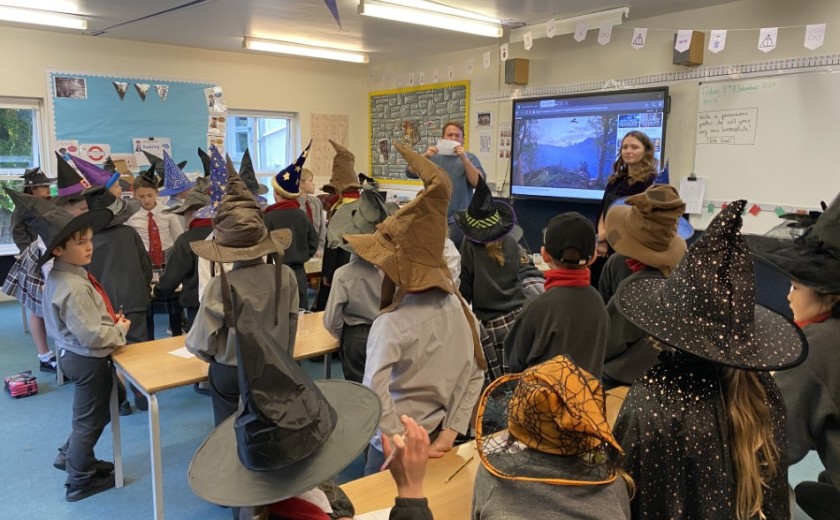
left=167, top=346, right=195, bottom=359
left=355, top=508, right=392, bottom=520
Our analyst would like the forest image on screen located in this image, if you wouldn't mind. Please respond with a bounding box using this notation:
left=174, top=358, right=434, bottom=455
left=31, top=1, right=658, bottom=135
left=511, top=88, right=667, bottom=200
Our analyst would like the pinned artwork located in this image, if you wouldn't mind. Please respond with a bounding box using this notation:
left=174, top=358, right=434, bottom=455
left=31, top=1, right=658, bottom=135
left=113, top=81, right=128, bottom=101
left=135, top=83, right=150, bottom=101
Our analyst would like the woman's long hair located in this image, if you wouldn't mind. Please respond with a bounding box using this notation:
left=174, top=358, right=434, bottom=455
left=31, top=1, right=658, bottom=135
left=721, top=368, right=780, bottom=520
left=608, top=131, right=658, bottom=185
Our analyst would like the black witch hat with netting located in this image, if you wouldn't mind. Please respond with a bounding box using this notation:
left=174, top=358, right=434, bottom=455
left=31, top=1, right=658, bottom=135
left=476, top=355, right=624, bottom=486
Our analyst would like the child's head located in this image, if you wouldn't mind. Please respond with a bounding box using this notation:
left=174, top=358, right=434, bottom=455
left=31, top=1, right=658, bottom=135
left=541, top=212, right=596, bottom=270
left=25, top=185, right=51, bottom=199
left=300, top=168, right=315, bottom=195
left=133, top=177, right=158, bottom=210
left=787, top=281, right=840, bottom=321
left=52, top=227, right=94, bottom=266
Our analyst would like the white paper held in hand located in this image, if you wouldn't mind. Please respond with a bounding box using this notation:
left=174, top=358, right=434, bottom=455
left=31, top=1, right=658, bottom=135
left=436, top=139, right=460, bottom=155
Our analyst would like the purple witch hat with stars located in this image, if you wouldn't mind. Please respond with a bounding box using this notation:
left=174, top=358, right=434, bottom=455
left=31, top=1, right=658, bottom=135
left=193, top=146, right=227, bottom=219
left=160, top=151, right=196, bottom=197
left=70, top=155, right=120, bottom=189
left=272, top=140, right=311, bottom=199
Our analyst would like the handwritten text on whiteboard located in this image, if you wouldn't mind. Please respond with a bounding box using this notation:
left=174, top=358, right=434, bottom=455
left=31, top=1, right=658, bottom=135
left=696, top=108, right=758, bottom=145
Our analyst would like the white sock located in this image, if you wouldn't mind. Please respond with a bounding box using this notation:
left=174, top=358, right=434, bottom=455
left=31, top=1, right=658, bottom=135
left=38, top=352, right=54, bottom=362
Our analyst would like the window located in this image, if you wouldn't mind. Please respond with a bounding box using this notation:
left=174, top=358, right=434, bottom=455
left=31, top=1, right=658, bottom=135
left=226, top=111, right=297, bottom=193
left=0, top=98, right=45, bottom=254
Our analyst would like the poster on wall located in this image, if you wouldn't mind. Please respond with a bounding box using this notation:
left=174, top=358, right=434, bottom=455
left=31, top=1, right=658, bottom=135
left=498, top=122, right=512, bottom=159
left=79, top=143, right=111, bottom=165
left=310, top=113, right=350, bottom=179
left=368, top=81, right=470, bottom=181
left=54, top=76, right=87, bottom=99
left=205, top=86, right=228, bottom=153
left=54, top=140, right=80, bottom=162
left=133, top=137, right=172, bottom=166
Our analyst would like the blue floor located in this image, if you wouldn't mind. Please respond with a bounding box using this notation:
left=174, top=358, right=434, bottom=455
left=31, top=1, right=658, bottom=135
left=0, top=300, right=363, bottom=520
left=0, top=299, right=823, bottom=518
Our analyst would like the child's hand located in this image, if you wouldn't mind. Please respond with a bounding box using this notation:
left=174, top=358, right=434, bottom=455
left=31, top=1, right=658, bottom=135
left=381, top=415, right=429, bottom=499
left=116, top=316, right=131, bottom=333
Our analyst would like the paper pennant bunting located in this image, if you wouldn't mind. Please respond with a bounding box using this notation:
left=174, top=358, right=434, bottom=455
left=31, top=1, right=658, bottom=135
left=675, top=29, right=693, bottom=52
left=322, top=0, right=342, bottom=30
left=113, top=81, right=128, bottom=101
left=408, top=72, right=415, bottom=86
left=418, top=71, right=425, bottom=84
left=483, top=51, right=491, bottom=69
left=758, top=27, right=778, bottom=53
left=134, top=83, right=150, bottom=101
left=721, top=202, right=729, bottom=210
left=154, top=84, right=169, bottom=102
left=631, top=28, right=647, bottom=50
left=500, top=43, right=509, bottom=61
left=707, top=202, right=716, bottom=214
left=741, top=205, right=749, bottom=216
left=546, top=19, right=556, bottom=39
left=524, top=31, right=533, bottom=50
left=774, top=206, right=786, bottom=217
left=748, top=203, right=761, bottom=216
left=805, top=23, right=826, bottom=50
left=447, top=65, right=454, bottom=80
left=709, top=30, right=727, bottom=54
left=598, top=23, right=613, bottom=45
left=466, top=59, right=474, bottom=74
left=574, top=21, right=587, bottom=42
left=433, top=68, right=439, bottom=82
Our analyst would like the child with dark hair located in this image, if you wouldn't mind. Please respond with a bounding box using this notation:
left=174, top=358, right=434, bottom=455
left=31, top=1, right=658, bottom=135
left=13, top=192, right=129, bottom=502
left=504, top=212, right=608, bottom=378
left=11, top=167, right=53, bottom=251
left=125, top=166, right=184, bottom=269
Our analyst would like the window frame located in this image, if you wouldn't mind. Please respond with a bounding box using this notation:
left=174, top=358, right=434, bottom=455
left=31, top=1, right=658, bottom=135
left=226, top=109, right=297, bottom=177
left=0, top=97, right=47, bottom=175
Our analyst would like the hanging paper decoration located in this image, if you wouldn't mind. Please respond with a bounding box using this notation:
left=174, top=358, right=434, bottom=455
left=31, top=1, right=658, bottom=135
left=524, top=31, right=533, bottom=50
left=574, top=22, right=587, bottom=42
left=447, top=65, right=454, bottom=80
left=748, top=203, right=762, bottom=216
left=322, top=0, right=342, bottom=30
left=805, top=23, right=826, bottom=50
left=774, top=206, right=786, bottom=217
left=758, top=27, right=778, bottom=53
left=707, top=202, right=716, bottom=214
left=631, top=28, right=647, bottom=50
left=154, top=84, right=169, bottom=102
left=113, top=81, right=128, bottom=101
left=433, top=68, right=440, bottom=82
left=708, top=30, right=727, bottom=54
left=546, top=19, right=556, bottom=39
left=466, top=59, right=474, bottom=74
left=675, top=29, right=693, bottom=52
left=483, top=51, right=491, bottom=69
left=598, top=23, right=612, bottom=45
left=134, top=83, right=150, bottom=101
left=500, top=43, right=509, bottom=61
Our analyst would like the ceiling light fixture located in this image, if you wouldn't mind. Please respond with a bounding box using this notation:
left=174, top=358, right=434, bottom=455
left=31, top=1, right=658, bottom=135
left=243, top=37, right=369, bottom=64
left=358, top=0, right=504, bottom=38
left=0, top=5, right=86, bottom=30
left=509, top=7, right=629, bottom=43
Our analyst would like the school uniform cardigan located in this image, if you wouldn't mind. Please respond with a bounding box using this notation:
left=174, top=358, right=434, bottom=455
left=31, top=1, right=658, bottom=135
left=775, top=318, right=840, bottom=491
left=503, top=283, right=609, bottom=378
left=459, top=235, right=526, bottom=322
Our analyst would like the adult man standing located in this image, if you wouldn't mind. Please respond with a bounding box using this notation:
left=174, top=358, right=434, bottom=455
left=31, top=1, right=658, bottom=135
left=407, top=120, right=485, bottom=245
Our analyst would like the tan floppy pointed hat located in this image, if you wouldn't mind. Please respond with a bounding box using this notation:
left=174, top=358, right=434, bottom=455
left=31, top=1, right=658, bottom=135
left=321, top=140, right=362, bottom=196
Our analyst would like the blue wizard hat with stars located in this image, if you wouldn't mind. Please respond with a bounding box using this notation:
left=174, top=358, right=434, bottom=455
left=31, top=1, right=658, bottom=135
left=193, top=146, right=227, bottom=219
left=160, top=151, right=196, bottom=197
left=272, top=140, right=311, bottom=199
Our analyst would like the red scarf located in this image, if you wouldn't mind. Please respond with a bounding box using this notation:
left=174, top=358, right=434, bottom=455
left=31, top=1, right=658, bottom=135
left=794, top=311, right=832, bottom=329
left=265, top=199, right=301, bottom=213
left=188, top=218, right=213, bottom=230
left=268, top=497, right=329, bottom=519
left=625, top=258, right=649, bottom=273
left=544, top=268, right=591, bottom=289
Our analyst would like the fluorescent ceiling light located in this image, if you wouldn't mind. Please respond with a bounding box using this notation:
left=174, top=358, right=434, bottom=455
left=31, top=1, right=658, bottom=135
left=0, top=5, right=86, bottom=30
left=358, top=0, right=504, bottom=38
left=509, top=7, right=628, bottom=43
left=244, top=37, right=369, bottom=64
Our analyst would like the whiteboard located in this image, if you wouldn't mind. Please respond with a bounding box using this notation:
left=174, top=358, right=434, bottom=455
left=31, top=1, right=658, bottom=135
left=694, top=73, right=840, bottom=208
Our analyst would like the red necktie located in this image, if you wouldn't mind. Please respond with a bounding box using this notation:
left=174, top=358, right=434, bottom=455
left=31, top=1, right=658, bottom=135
left=305, top=198, right=314, bottom=224
left=148, top=212, right=164, bottom=267
left=88, top=272, right=117, bottom=323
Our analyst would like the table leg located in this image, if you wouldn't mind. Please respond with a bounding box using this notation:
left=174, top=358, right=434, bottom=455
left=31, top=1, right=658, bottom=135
left=323, top=352, right=331, bottom=379
left=148, top=393, right=165, bottom=520
left=111, top=369, right=123, bottom=488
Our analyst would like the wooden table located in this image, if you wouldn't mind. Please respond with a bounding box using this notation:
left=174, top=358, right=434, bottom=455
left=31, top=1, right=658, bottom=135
left=342, top=442, right=479, bottom=519
left=110, top=311, right=339, bottom=520
left=342, top=386, right=630, bottom=519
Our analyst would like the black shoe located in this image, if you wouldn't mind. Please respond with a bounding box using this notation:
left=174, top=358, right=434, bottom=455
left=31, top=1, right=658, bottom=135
left=53, top=451, right=114, bottom=475
left=65, top=473, right=115, bottom=502
left=133, top=391, right=148, bottom=412
left=193, top=382, right=210, bottom=396
left=39, top=357, right=57, bottom=373
left=119, top=400, right=132, bottom=416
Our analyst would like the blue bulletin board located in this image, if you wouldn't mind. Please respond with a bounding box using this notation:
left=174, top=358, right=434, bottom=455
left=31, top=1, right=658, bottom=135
left=47, top=71, right=216, bottom=163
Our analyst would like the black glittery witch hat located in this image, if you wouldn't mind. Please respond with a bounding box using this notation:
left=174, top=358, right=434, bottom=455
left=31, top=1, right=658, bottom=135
left=614, top=200, right=807, bottom=371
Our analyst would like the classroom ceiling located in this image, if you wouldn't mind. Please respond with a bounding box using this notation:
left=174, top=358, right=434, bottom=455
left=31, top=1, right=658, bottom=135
left=30, top=0, right=740, bottom=63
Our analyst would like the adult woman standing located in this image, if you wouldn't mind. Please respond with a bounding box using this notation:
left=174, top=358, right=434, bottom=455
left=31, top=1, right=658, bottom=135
left=596, top=131, right=658, bottom=258
left=749, top=197, right=840, bottom=520
left=612, top=200, right=807, bottom=519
